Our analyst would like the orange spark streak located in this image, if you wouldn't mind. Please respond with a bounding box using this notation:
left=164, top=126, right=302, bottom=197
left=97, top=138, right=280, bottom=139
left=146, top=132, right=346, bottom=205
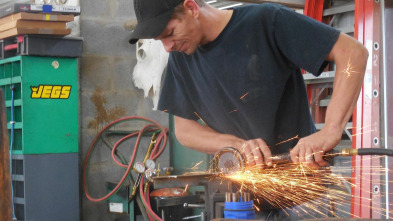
left=229, top=109, right=238, bottom=114
left=342, top=55, right=360, bottom=79
left=240, top=92, right=249, bottom=100
left=194, top=112, right=209, bottom=127
left=189, top=161, right=203, bottom=171
left=275, top=135, right=299, bottom=146
left=351, top=129, right=375, bottom=137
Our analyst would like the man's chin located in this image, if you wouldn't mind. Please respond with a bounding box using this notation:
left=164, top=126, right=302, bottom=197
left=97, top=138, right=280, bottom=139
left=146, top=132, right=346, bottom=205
left=184, top=47, right=197, bottom=55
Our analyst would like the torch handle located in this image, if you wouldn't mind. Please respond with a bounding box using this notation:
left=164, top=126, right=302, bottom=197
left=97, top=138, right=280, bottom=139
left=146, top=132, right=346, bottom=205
left=270, top=152, right=292, bottom=164
left=269, top=150, right=336, bottom=165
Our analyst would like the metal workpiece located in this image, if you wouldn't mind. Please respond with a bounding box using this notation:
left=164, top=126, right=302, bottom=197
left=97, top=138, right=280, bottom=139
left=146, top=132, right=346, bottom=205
left=153, top=173, right=231, bottom=220
left=153, top=173, right=216, bottom=189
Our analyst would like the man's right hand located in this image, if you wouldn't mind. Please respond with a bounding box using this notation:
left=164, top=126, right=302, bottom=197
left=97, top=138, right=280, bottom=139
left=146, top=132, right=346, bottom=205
left=174, top=116, right=272, bottom=168
left=233, top=138, right=273, bottom=168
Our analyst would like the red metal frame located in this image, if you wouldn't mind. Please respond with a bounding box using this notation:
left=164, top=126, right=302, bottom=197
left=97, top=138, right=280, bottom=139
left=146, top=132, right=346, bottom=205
left=351, top=0, right=382, bottom=218
left=304, top=0, right=325, bottom=22
left=304, top=0, right=384, bottom=218
left=303, top=0, right=327, bottom=124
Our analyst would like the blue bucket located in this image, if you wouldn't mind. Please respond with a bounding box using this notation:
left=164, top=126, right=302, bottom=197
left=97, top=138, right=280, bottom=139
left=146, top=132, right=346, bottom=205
left=224, top=201, right=255, bottom=219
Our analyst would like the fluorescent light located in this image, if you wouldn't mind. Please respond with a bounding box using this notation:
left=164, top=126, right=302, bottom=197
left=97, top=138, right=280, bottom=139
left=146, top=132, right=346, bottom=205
left=206, top=0, right=217, bottom=4
left=218, top=3, right=242, bottom=9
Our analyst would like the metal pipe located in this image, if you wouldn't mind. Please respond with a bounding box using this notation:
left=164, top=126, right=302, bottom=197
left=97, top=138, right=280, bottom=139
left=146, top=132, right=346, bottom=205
left=183, top=203, right=205, bottom=208
left=182, top=214, right=202, bottom=220
left=225, top=192, right=231, bottom=202
left=201, top=211, right=206, bottom=221
left=232, top=192, right=237, bottom=202
left=381, top=0, right=390, bottom=218
left=143, top=133, right=158, bottom=163
left=161, top=209, right=165, bottom=221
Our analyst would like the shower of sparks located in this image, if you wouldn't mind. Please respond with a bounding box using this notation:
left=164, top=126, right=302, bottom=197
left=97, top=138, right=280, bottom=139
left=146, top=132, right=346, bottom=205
left=342, top=55, right=360, bottom=79
left=215, top=160, right=393, bottom=218
left=222, top=164, right=348, bottom=214
left=178, top=154, right=393, bottom=218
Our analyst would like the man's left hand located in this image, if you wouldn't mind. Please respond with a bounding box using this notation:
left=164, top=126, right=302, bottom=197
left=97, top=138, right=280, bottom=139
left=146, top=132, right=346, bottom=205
left=290, top=127, right=342, bottom=168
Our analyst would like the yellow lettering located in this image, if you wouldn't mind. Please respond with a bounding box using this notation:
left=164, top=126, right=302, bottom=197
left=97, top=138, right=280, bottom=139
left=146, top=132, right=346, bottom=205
left=30, top=85, right=71, bottom=99
left=51, top=86, right=62, bottom=98
left=31, top=85, right=43, bottom=98
left=41, top=86, right=53, bottom=98
left=60, top=86, right=71, bottom=99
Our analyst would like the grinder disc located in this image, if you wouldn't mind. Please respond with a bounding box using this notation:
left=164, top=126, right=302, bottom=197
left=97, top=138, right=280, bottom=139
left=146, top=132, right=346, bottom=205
left=213, top=147, right=245, bottom=174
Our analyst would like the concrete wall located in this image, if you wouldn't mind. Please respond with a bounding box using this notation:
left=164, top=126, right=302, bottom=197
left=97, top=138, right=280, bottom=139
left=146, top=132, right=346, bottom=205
left=79, top=0, right=169, bottom=220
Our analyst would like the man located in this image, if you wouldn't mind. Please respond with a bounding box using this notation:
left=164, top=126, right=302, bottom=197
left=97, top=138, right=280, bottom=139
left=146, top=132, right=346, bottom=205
left=129, top=0, right=367, bottom=168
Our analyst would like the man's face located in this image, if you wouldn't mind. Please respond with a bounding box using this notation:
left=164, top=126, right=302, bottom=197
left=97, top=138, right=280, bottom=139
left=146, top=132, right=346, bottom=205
left=155, top=11, right=202, bottom=55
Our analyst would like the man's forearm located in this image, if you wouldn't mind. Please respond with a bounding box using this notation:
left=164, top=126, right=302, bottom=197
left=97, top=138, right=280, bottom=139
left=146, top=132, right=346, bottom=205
left=290, top=33, right=368, bottom=167
left=323, top=33, right=368, bottom=139
left=174, top=116, right=244, bottom=155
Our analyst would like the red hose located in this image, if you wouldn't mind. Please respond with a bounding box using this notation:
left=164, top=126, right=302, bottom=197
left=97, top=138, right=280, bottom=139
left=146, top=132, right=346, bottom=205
left=140, top=176, right=163, bottom=221
left=111, top=125, right=155, bottom=168
left=83, top=116, right=167, bottom=202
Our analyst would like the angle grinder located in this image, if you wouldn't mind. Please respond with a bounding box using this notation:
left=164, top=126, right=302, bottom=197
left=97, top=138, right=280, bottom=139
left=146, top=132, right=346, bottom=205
left=212, top=147, right=295, bottom=174
left=212, top=146, right=393, bottom=174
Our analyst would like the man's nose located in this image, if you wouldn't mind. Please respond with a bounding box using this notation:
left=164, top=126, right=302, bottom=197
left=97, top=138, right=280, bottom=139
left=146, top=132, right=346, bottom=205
left=161, top=39, right=174, bottom=52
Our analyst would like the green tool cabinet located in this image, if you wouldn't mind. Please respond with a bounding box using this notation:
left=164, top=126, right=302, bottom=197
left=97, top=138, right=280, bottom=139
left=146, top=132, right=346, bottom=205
left=0, top=55, right=79, bottom=221
left=0, top=55, right=78, bottom=154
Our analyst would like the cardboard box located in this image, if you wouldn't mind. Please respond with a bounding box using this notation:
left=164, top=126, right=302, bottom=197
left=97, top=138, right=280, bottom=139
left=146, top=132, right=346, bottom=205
left=0, top=27, right=71, bottom=39
left=0, top=20, right=67, bottom=32
left=0, top=3, right=80, bottom=18
left=0, top=12, right=74, bottom=25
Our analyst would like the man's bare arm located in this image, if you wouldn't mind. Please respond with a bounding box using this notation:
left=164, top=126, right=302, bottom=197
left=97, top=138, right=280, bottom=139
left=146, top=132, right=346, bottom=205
left=291, top=33, right=368, bottom=167
left=174, top=116, right=272, bottom=166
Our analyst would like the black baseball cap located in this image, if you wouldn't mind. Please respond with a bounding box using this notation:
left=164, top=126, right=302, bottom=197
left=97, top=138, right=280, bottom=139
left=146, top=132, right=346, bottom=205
left=129, top=0, right=184, bottom=44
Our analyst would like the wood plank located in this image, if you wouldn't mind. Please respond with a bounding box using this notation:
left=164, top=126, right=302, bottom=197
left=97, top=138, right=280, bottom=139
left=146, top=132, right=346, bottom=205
left=0, top=89, right=12, bottom=220
left=0, top=12, right=74, bottom=26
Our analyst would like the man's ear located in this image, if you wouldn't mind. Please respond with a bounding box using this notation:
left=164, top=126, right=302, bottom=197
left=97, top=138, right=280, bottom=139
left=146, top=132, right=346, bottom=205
left=183, top=0, right=200, bottom=18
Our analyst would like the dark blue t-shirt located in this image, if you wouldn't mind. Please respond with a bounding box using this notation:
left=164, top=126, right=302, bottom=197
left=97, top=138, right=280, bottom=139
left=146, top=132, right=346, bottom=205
left=157, top=3, right=340, bottom=154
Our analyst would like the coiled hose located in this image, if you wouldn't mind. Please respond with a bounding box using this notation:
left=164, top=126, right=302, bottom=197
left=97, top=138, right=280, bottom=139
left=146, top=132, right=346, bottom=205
left=82, top=116, right=167, bottom=221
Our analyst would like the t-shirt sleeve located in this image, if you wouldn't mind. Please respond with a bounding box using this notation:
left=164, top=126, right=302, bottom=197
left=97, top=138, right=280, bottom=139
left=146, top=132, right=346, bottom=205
left=271, top=5, right=340, bottom=76
left=157, top=54, right=199, bottom=120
